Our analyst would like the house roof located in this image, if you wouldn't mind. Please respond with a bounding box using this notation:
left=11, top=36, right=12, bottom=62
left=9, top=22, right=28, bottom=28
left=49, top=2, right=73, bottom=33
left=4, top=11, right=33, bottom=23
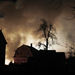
left=14, top=44, right=38, bottom=58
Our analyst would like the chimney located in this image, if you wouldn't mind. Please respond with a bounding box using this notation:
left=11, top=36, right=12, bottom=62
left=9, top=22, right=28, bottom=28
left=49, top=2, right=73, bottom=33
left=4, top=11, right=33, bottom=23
left=31, top=43, right=33, bottom=47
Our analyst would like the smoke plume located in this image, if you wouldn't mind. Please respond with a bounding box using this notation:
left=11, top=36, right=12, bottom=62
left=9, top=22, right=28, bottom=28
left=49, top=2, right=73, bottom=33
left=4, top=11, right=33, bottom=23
left=0, top=0, right=75, bottom=62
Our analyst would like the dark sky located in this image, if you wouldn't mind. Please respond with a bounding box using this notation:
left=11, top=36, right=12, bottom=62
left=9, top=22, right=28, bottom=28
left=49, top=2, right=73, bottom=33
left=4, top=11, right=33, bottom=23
left=0, top=0, right=75, bottom=63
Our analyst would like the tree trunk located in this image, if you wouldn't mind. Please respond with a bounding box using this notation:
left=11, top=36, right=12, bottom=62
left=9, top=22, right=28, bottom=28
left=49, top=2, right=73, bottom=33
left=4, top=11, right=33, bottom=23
left=46, top=38, right=48, bottom=50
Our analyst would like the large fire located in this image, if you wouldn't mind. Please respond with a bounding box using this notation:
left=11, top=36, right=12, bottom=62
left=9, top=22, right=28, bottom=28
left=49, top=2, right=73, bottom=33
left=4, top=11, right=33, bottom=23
left=5, top=59, right=10, bottom=65
left=5, top=31, right=69, bottom=65
left=5, top=32, right=40, bottom=65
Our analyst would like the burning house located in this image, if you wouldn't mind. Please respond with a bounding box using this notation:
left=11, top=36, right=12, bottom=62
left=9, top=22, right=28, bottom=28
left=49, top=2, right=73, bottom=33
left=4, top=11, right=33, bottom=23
left=14, top=44, right=38, bottom=64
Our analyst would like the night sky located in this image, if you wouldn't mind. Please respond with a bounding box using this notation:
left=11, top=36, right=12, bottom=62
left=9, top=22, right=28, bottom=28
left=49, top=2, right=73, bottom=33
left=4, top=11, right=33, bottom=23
left=0, top=0, right=75, bottom=64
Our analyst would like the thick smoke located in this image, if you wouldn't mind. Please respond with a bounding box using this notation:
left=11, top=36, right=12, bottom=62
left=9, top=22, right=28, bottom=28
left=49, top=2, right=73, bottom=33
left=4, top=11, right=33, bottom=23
left=55, top=1, right=75, bottom=47
left=0, top=0, right=75, bottom=62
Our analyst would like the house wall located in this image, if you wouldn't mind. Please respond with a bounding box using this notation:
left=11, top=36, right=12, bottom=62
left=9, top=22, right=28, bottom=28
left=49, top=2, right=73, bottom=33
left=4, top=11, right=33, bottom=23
left=14, top=57, right=28, bottom=64
left=0, top=44, right=6, bottom=65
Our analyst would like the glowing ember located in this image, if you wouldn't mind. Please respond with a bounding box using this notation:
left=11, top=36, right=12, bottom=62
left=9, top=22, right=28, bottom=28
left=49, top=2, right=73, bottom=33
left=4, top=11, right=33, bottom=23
left=5, top=59, right=10, bottom=65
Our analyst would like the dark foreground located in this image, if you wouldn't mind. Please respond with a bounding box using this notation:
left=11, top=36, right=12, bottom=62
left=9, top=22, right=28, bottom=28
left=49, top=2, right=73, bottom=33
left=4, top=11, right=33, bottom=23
left=0, top=57, right=75, bottom=72
left=0, top=50, right=75, bottom=72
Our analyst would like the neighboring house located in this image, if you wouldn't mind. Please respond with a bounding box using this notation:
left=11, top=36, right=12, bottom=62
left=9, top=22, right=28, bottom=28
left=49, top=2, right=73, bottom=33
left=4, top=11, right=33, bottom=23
left=0, top=30, right=7, bottom=66
left=14, top=44, right=38, bottom=64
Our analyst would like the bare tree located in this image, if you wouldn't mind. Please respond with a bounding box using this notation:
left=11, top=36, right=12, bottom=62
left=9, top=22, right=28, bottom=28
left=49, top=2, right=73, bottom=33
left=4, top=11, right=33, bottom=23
left=38, top=19, right=57, bottom=50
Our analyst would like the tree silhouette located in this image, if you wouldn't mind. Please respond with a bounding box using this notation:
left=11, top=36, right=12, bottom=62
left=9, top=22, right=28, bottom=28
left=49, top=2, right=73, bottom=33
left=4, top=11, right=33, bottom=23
left=38, top=19, right=57, bottom=50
